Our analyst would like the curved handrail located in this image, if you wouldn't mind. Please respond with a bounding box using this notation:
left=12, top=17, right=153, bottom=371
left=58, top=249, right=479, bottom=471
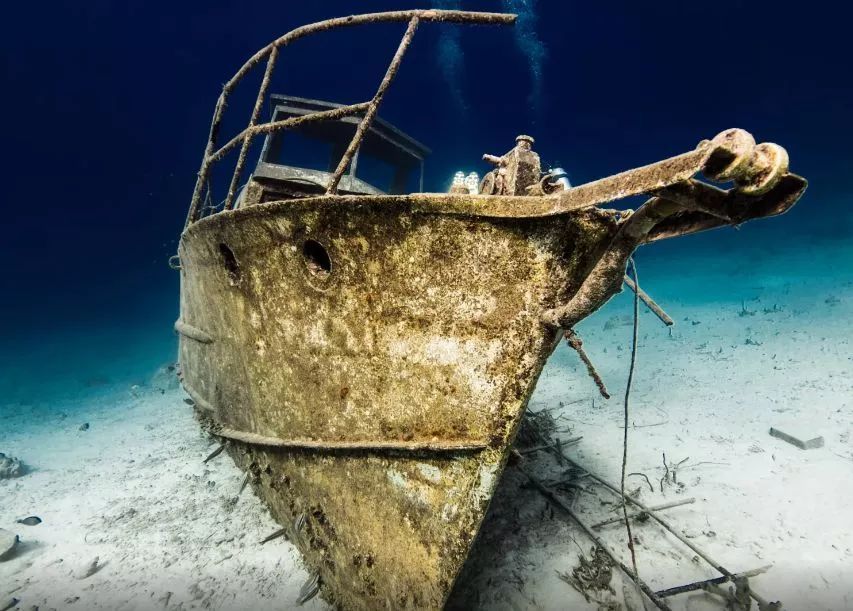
left=184, top=9, right=516, bottom=229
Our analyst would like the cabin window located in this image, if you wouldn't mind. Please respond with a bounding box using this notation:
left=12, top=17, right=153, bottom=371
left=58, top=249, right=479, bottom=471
left=353, top=153, right=394, bottom=192
left=266, top=130, right=348, bottom=174
left=256, top=99, right=428, bottom=196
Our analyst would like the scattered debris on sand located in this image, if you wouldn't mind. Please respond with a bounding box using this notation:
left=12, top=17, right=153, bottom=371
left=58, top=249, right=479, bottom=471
left=149, top=362, right=181, bottom=394
left=603, top=314, right=634, bottom=331
left=516, top=407, right=559, bottom=448
left=75, top=556, right=103, bottom=580
left=769, top=427, right=824, bottom=450
left=0, top=528, right=19, bottom=561
left=558, top=546, right=615, bottom=605
left=0, top=598, right=20, bottom=611
left=0, top=453, right=25, bottom=479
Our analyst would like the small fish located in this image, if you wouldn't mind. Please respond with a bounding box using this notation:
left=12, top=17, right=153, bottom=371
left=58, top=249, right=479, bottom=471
left=203, top=444, right=225, bottom=464
left=259, top=527, right=287, bottom=545
left=16, top=516, right=41, bottom=526
left=79, top=422, right=90, bottom=431
left=296, top=572, right=320, bottom=606
left=183, top=398, right=195, bottom=406
left=76, top=555, right=101, bottom=579
left=238, top=473, right=250, bottom=495
left=294, top=511, right=306, bottom=532
left=1, top=598, right=20, bottom=611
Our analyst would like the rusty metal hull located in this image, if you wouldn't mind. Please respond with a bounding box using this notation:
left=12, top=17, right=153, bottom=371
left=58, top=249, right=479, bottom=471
left=177, top=195, right=621, bottom=609
left=177, top=155, right=806, bottom=608
left=175, top=7, right=808, bottom=607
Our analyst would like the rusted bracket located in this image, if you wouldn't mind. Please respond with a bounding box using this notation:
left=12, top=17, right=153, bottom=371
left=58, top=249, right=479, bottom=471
left=542, top=197, right=680, bottom=329
left=644, top=174, right=806, bottom=243
left=542, top=129, right=806, bottom=330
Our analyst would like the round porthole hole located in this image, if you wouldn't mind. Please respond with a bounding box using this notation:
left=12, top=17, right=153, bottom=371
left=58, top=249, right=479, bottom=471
left=302, top=239, right=332, bottom=277
left=219, top=243, right=241, bottom=282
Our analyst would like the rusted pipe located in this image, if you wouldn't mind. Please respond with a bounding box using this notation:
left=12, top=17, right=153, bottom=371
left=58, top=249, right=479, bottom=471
left=183, top=383, right=215, bottom=412
left=566, top=458, right=779, bottom=610
left=327, top=17, right=420, bottom=194
left=622, top=275, right=674, bottom=326
left=225, top=46, right=279, bottom=211
left=215, top=426, right=487, bottom=453
left=564, top=330, right=611, bottom=398
left=207, top=102, right=371, bottom=165
left=226, top=10, right=516, bottom=93
left=185, top=94, right=231, bottom=227
left=517, top=465, right=672, bottom=611
left=174, top=320, right=214, bottom=344
left=185, top=10, right=515, bottom=227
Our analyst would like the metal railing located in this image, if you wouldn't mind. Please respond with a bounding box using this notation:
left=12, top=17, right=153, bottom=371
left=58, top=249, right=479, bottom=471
left=184, top=9, right=516, bottom=229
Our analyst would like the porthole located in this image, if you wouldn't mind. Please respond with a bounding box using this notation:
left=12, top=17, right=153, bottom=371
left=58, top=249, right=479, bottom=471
left=219, top=243, right=240, bottom=282
left=302, top=239, right=332, bottom=277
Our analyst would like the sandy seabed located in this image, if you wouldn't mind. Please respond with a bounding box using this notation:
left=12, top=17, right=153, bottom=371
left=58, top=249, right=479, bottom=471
left=2, top=242, right=852, bottom=610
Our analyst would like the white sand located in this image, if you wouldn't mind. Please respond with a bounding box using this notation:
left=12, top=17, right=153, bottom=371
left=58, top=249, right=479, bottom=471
left=0, top=385, right=329, bottom=610
left=451, top=241, right=853, bottom=610
left=2, top=241, right=852, bottom=610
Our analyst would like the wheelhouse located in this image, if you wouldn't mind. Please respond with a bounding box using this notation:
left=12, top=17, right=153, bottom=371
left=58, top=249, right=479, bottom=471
left=253, top=95, right=430, bottom=198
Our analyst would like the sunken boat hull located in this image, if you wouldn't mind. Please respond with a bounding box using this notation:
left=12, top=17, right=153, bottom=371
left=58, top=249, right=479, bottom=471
left=177, top=195, right=619, bottom=609
left=177, top=156, right=805, bottom=608
left=176, top=10, right=807, bottom=609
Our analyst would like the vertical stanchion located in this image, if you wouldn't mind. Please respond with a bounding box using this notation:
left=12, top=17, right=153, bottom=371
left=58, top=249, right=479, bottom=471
left=326, top=17, right=419, bottom=194
left=224, top=46, right=280, bottom=211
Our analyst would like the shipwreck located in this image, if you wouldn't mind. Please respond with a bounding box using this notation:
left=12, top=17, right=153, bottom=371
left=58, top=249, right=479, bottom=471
left=173, top=9, right=807, bottom=610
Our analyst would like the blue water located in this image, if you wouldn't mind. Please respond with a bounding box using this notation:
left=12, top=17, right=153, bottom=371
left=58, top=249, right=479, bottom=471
left=2, top=4, right=853, bottom=609
left=2, top=1, right=851, bottom=406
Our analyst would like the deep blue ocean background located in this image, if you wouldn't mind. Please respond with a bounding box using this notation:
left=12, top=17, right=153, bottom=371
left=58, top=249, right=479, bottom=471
left=1, top=0, right=851, bottom=404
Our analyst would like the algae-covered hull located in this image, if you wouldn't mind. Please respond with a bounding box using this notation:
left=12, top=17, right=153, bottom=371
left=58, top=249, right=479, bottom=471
left=177, top=196, right=618, bottom=608
left=175, top=9, right=807, bottom=609
left=177, top=163, right=804, bottom=608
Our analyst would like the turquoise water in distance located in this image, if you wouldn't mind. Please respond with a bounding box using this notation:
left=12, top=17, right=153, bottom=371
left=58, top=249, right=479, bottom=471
left=0, top=3, right=848, bottom=443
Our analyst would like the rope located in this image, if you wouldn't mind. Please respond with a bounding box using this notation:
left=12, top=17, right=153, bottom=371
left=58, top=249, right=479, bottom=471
left=621, top=256, right=642, bottom=600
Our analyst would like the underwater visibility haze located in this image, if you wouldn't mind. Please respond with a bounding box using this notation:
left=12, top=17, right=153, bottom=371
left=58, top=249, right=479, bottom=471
left=1, top=1, right=853, bottom=610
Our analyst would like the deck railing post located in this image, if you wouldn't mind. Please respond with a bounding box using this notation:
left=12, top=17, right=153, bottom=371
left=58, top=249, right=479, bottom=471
left=224, top=46, right=280, bottom=211
left=185, top=94, right=226, bottom=228
left=325, top=16, right=420, bottom=194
